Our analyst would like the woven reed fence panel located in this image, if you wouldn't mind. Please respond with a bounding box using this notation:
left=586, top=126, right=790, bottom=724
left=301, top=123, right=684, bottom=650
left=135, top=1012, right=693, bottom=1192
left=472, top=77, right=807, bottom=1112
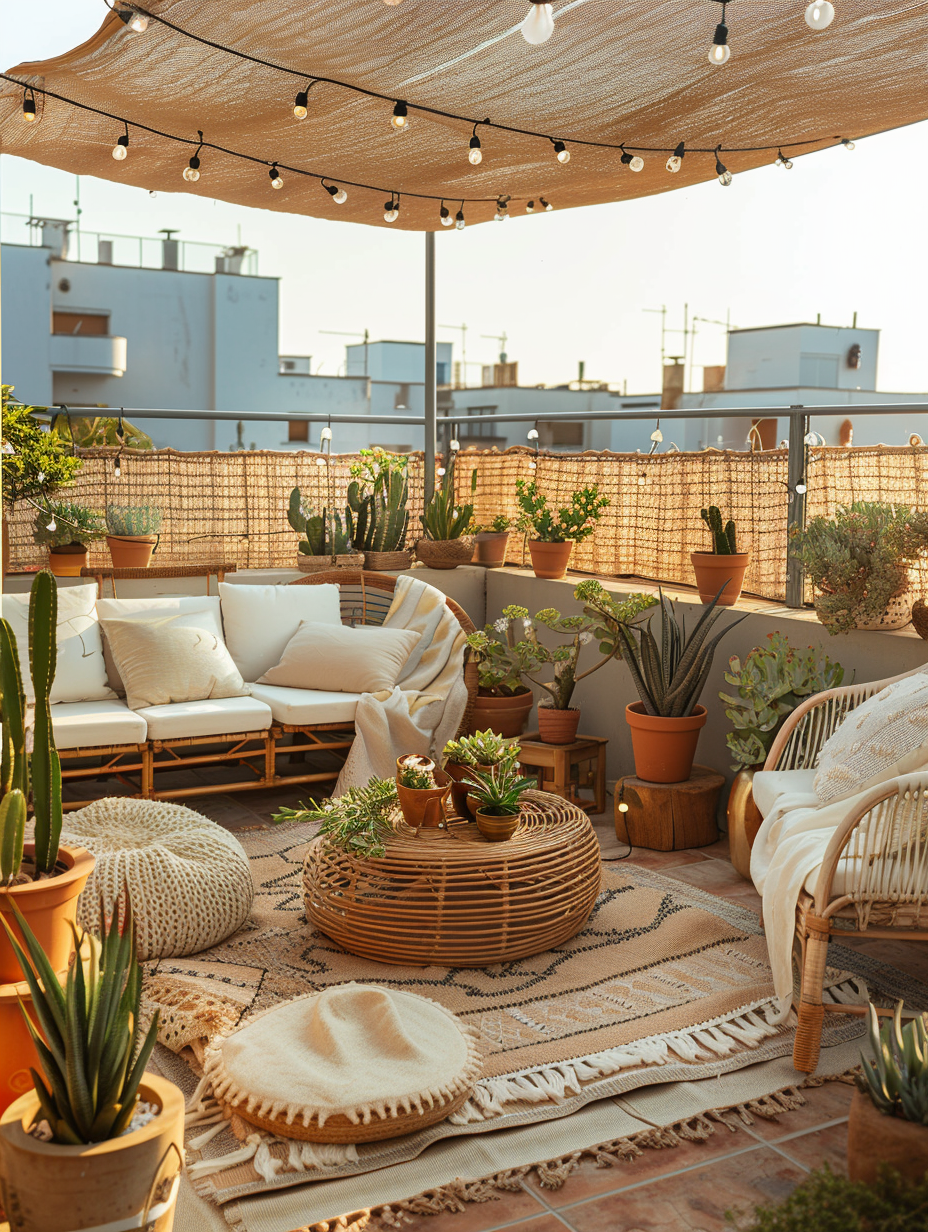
left=8, top=445, right=928, bottom=603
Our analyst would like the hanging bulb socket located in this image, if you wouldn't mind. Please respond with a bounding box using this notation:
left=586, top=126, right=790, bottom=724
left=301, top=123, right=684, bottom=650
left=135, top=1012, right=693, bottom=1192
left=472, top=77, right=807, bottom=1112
left=521, top=2, right=555, bottom=44
left=117, top=7, right=149, bottom=32
left=553, top=139, right=570, bottom=164
left=440, top=203, right=453, bottom=226
left=112, top=127, right=129, bottom=160
left=775, top=148, right=794, bottom=169
left=22, top=90, right=37, bottom=123
left=114, top=455, right=122, bottom=479
left=666, top=141, right=685, bottom=173
left=540, top=197, right=553, bottom=211
left=183, top=132, right=204, bottom=182
left=468, top=135, right=483, bottom=166
left=715, top=147, right=732, bottom=186
left=324, top=182, right=347, bottom=203
left=494, top=196, right=510, bottom=222
left=455, top=207, right=466, bottom=230
left=293, top=90, right=309, bottom=119
left=391, top=100, right=409, bottom=131
left=708, top=3, right=730, bottom=64
left=269, top=164, right=284, bottom=189
left=526, top=200, right=535, bottom=213
left=840, top=137, right=856, bottom=150
left=384, top=197, right=399, bottom=222
left=620, top=148, right=645, bottom=173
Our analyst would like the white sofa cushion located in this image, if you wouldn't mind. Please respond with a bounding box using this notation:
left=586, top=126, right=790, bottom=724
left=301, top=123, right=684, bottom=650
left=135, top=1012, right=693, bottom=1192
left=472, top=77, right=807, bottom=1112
left=219, top=583, right=341, bottom=684
left=2, top=584, right=114, bottom=705
left=249, top=684, right=362, bottom=726
left=51, top=700, right=148, bottom=749
left=95, top=596, right=224, bottom=694
left=139, top=696, right=273, bottom=740
left=257, top=622, right=420, bottom=694
left=752, top=769, right=818, bottom=819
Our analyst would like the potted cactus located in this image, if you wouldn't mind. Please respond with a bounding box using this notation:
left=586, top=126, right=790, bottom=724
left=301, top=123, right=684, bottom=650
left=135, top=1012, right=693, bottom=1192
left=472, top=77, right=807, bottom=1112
left=105, top=503, right=162, bottom=569
left=32, top=501, right=106, bottom=577
left=462, top=762, right=537, bottom=843
left=416, top=452, right=476, bottom=570
left=287, top=487, right=356, bottom=573
left=515, top=479, right=609, bottom=580
left=691, top=506, right=751, bottom=606
left=472, top=514, right=512, bottom=569
left=442, top=730, right=521, bottom=816
left=346, top=448, right=411, bottom=570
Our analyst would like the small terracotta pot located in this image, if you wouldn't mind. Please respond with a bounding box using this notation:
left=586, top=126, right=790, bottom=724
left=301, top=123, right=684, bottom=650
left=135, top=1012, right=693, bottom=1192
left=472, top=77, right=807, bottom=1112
left=472, top=689, right=534, bottom=738
left=0, top=1074, right=185, bottom=1232
left=690, top=551, right=751, bottom=606
left=475, top=809, right=520, bottom=843
left=395, top=764, right=452, bottom=829
left=106, top=534, right=158, bottom=569
left=0, top=844, right=95, bottom=985
left=48, top=544, right=89, bottom=577
left=847, top=1087, right=928, bottom=1186
left=727, top=768, right=764, bottom=879
left=625, top=702, right=708, bottom=784
left=528, top=540, right=573, bottom=580
left=473, top=532, right=510, bottom=569
left=444, top=761, right=476, bottom=817
left=537, top=705, right=581, bottom=745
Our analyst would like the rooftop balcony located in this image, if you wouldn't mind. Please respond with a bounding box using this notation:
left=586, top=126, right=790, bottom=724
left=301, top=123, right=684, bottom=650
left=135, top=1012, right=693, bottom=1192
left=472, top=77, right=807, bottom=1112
left=49, top=331, right=127, bottom=376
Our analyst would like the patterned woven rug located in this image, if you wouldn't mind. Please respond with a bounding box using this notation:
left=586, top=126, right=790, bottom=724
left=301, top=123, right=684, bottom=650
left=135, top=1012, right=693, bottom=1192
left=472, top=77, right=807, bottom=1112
left=144, top=821, right=873, bottom=1222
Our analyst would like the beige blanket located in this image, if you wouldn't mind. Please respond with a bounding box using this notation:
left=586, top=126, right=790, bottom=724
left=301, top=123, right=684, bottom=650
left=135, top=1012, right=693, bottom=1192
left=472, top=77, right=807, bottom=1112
left=336, top=574, right=469, bottom=792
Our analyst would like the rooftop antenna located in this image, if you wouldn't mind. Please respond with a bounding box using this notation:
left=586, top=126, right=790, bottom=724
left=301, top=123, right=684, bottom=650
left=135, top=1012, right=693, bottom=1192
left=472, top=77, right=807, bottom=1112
left=481, top=331, right=508, bottom=363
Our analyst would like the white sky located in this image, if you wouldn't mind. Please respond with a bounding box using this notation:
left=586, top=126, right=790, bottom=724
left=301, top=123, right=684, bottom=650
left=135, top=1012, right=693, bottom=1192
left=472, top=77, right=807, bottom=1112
left=2, top=0, right=927, bottom=394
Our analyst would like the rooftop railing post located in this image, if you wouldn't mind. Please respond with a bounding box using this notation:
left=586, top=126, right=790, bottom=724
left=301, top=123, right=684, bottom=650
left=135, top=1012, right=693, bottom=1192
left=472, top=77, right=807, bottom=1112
left=785, top=406, right=808, bottom=609
left=424, top=230, right=437, bottom=505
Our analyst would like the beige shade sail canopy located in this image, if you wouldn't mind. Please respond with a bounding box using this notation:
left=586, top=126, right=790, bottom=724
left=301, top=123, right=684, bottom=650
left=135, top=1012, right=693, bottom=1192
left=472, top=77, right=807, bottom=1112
left=1, top=0, right=927, bottom=231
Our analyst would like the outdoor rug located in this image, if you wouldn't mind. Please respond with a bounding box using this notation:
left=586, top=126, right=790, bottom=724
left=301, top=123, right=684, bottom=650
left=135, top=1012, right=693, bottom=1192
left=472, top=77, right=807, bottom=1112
left=141, top=821, right=892, bottom=1228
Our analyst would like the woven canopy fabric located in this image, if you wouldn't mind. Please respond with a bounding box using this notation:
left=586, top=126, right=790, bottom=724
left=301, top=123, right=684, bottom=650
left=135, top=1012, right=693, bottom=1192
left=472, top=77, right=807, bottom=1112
left=2, top=1, right=927, bottom=230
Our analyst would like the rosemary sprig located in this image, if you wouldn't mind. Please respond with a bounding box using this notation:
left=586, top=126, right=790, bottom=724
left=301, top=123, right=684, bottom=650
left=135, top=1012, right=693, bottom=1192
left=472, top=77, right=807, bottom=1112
left=274, top=778, right=398, bottom=859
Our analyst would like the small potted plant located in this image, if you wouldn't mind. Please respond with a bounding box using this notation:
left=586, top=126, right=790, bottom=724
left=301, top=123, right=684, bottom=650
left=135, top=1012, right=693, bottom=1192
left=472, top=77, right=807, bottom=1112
left=472, top=514, right=512, bottom=569
left=287, top=487, right=356, bottom=573
left=691, top=505, right=751, bottom=606
left=32, top=501, right=106, bottom=577
left=464, top=623, right=537, bottom=738
left=848, top=1001, right=928, bottom=1185
left=791, top=501, right=928, bottom=634
left=346, top=448, right=411, bottom=570
left=720, top=633, right=845, bottom=877
left=395, top=755, right=452, bottom=829
left=463, top=761, right=537, bottom=843
left=416, top=452, right=476, bottom=570
left=105, top=503, right=163, bottom=569
left=442, top=730, right=521, bottom=816
left=515, top=479, right=609, bottom=580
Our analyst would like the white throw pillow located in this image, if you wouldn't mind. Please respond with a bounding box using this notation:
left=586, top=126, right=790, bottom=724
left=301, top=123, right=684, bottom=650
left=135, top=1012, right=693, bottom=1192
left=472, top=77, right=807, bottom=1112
left=2, top=583, right=115, bottom=704
left=219, top=583, right=342, bottom=683
left=258, top=621, right=420, bottom=694
left=96, top=596, right=224, bottom=694
left=814, top=673, right=928, bottom=804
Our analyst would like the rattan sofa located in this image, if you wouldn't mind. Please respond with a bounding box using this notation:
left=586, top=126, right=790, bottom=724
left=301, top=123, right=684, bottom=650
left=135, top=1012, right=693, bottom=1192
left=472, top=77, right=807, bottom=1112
left=50, top=571, right=476, bottom=808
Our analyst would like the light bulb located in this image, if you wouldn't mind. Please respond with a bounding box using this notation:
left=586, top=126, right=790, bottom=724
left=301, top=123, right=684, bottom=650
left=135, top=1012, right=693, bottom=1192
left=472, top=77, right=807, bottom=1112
left=269, top=166, right=284, bottom=189
left=650, top=428, right=663, bottom=443
left=521, top=3, right=555, bottom=44
left=540, top=198, right=553, bottom=211
left=637, top=474, right=647, bottom=486
left=315, top=455, right=326, bottom=466
left=795, top=483, right=807, bottom=495
left=455, top=210, right=465, bottom=230
left=804, top=1, right=835, bottom=30
left=527, top=429, right=539, bottom=441
left=112, top=134, right=129, bottom=160
left=553, top=141, right=570, bottom=164
left=526, top=200, right=535, bottom=213
left=666, top=155, right=682, bottom=173
left=468, top=135, right=482, bottom=165
left=528, top=461, right=537, bottom=470
left=719, top=170, right=733, bottom=186
left=391, top=101, right=409, bottom=131
left=841, top=138, right=855, bottom=151
left=46, top=517, right=57, bottom=532
left=440, top=205, right=453, bottom=226
left=384, top=200, right=399, bottom=222
left=183, top=156, right=200, bottom=182
left=449, top=439, right=460, bottom=451
left=494, top=208, right=508, bottom=222
left=775, top=150, right=794, bottom=169
left=320, top=426, right=333, bottom=442
left=22, top=97, right=37, bottom=123
left=128, top=11, right=148, bottom=32
left=437, top=467, right=446, bottom=477
left=708, top=41, right=730, bottom=64
left=0, top=440, right=13, bottom=455
left=293, top=91, right=309, bottom=119
left=617, top=801, right=629, bottom=813
left=630, top=155, right=644, bottom=172
left=333, top=188, right=347, bottom=204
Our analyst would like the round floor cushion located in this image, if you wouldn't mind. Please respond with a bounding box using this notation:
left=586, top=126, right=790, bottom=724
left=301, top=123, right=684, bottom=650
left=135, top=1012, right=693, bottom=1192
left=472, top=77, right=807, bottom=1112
left=61, top=798, right=255, bottom=960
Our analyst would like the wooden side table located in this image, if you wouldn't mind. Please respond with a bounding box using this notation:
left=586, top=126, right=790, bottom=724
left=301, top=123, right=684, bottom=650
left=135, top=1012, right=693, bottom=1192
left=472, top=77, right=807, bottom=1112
left=614, top=764, right=724, bottom=851
left=517, top=733, right=608, bottom=815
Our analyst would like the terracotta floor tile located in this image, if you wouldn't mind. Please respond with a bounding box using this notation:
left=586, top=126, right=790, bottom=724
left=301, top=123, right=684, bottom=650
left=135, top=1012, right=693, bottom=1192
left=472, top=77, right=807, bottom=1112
left=770, top=1121, right=849, bottom=1175
left=378, top=1187, right=548, bottom=1232
left=499, top=1216, right=574, bottom=1232
left=651, top=859, right=748, bottom=895
left=739, top=1078, right=854, bottom=1143
left=686, top=835, right=732, bottom=862
left=616, top=851, right=712, bottom=872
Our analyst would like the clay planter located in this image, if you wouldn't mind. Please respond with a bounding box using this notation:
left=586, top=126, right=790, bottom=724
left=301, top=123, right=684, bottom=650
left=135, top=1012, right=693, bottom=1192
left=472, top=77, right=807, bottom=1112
left=297, top=553, right=356, bottom=573
left=528, top=540, right=573, bottom=580
left=847, top=1087, right=928, bottom=1185
left=727, top=768, right=765, bottom=879
left=625, top=702, right=708, bottom=784
left=0, top=1074, right=185, bottom=1232
left=416, top=536, right=475, bottom=570
left=395, top=764, right=452, bottom=829
left=690, top=551, right=751, bottom=606
left=472, top=689, right=534, bottom=738
left=0, top=844, right=95, bottom=985
left=106, top=533, right=158, bottom=569
left=444, top=761, right=476, bottom=817
left=537, top=705, right=581, bottom=745
left=48, top=544, right=89, bottom=577
left=475, top=808, right=520, bottom=843
left=472, top=531, right=510, bottom=569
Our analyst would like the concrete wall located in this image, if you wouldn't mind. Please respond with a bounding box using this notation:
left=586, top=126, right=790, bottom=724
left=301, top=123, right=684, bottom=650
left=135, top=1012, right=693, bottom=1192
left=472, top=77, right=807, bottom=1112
left=726, top=325, right=879, bottom=393
left=1, top=245, right=54, bottom=404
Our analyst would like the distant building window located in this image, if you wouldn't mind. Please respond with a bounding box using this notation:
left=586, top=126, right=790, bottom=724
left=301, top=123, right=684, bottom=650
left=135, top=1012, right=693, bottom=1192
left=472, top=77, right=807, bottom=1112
left=541, top=421, right=584, bottom=448
left=288, top=420, right=309, bottom=442
left=436, top=362, right=449, bottom=385
left=52, top=312, right=109, bottom=336
left=799, top=353, right=840, bottom=389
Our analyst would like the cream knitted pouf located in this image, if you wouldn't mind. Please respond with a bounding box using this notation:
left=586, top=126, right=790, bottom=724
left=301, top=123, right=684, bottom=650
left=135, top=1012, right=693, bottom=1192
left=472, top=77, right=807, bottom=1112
left=61, top=798, right=255, bottom=960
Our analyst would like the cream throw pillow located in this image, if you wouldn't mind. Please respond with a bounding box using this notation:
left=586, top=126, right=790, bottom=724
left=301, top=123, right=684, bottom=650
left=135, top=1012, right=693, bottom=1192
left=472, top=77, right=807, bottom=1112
left=100, top=616, right=250, bottom=712
left=257, top=621, right=420, bottom=694
left=96, top=597, right=225, bottom=695
left=2, top=584, right=115, bottom=704
left=814, top=673, right=928, bottom=804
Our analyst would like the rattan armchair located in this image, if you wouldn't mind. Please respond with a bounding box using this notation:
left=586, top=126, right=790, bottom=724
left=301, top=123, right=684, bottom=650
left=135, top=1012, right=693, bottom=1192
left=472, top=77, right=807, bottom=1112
left=761, top=665, right=928, bottom=1072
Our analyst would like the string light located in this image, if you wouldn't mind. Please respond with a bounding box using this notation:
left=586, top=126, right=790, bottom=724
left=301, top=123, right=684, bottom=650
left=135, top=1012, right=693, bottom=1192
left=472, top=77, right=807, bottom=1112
left=440, top=201, right=453, bottom=226
left=805, top=1, right=835, bottom=30
left=293, top=81, right=315, bottom=119
left=112, top=122, right=129, bottom=160
left=540, top=198, right=553, bottom=211
left=391, top=100, right=409, bottom=132
left=620, top=146, right=644, bottom=172
left=521, top=3, right=555, bottom=45
left=449, top=438, right=461, bottom=451
left=21, top=88, right=37, bottom=123
left=46, top=514, right=57, bottom=532
left=715, top=147, right=732, bottom=186
left=269, top=163, right=284, bottom=189
left=468, top=121, right=484, bottom=165
left=116, top=6, right=149, bottom=33
left=320, top=425, right=333, bottom=443
left=840, top=136, right=856, bottom=150
left=183, top=130, right=203, bottom=181
left=526, top=200, right=535, bottom=213
left=552, top=139, right=570, bottom=164
left=494, top=196, right=510, bottom=221
left=384, top=195, right=399, bottom=222
left=114, top=455, right=122, bottom=479
left=666, top=141, right=685, bottom=173
left=455, top=205, right=466, bottom=230
left=708, top=2, right=731, bottom=64
left=775, top=148, right=794, bottom=169
left=323, top=180, right=347, bottom=203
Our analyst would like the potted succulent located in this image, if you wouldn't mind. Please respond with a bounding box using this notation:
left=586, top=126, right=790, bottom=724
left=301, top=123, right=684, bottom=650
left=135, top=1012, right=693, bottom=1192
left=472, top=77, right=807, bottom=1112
left=515, top=479, right=609, bottom=580
left=287, top=487, right=356, bottom=572
left=691, top=506, right=751, bottom=606
left=848, top=1001, right=928, bottom=1185
left=720, top=633, right=845, bottom=877
left=472, top=514, right=512, bottom=569
left=442, top=730, right=521, bottom=816
left=395, top=755, right=452, bottom=829
left=416, top=452, right=477, bottom=570
left=32, top=501, right=106, bottom=577
left=277, top=778, right=398, bottom=859
left=791, top=501, right=928, bottom=634
left=105, top=503, right=163, bottom=569
left=464, top=621, right=537, bottom=738
left=462, top=761, right=537, bottom=843
left=0, top=899, right=184, bottom=1231
left=346, top=448, right=411, bottom=570
left=1, top=572, right=94, bottom=984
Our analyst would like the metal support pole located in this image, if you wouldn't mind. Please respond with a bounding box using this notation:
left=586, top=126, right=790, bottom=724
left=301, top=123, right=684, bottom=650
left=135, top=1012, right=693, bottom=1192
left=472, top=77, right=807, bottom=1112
left=785, top=406, right=808, bottom=609
left=423, top=231, right=437, bottom=505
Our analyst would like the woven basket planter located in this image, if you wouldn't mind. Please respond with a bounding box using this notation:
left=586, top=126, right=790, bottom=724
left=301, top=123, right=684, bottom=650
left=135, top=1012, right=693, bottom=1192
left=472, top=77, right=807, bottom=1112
left=814, top=589, right=913, bottom=632
left=416, top=537, right=476, bottom=570
left=296, top=553, right=357, bottom=573
left=363, top=549, right=413, bottom=571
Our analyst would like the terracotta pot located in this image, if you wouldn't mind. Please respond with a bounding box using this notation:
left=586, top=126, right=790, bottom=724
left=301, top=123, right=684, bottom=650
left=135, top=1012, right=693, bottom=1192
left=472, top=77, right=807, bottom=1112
left=537, top=705, right=581, bottom=745
left=528, top=540, right=573, bottom=580
left=0, top=844, right=95, bottom=985
left=727, top=768, right=764, bottom=879
left=444, top=761, right=476, bottom=817
left=415, top=537, right=475, bottom=570
left=475, top=809, right=520, bottom=843
left=472, top=532, right=510, bottom=569
left=48, top=544, right=89, bottom=577
left=395, top=764, right=452, bottom=829
left=847, top=1087, right=928, bottom=1186
left=0, top=1074, right=185, bottom=1232
left=625, top=702, right=708, bottom=784
left=106, top=533, right=158, bottom=569
left=690, top=551, right=751, bottom=606
left=472, top=689, right=534, bottom=738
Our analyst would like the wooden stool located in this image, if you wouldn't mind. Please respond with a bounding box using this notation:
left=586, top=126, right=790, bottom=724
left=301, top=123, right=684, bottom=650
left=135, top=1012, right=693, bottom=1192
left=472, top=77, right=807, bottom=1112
left=614, top=764, right=724, bottom=851
left=517, top=734, right=608, bottom=815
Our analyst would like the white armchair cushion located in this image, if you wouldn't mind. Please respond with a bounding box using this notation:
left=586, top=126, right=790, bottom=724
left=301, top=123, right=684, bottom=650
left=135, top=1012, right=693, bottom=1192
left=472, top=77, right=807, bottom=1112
left=249, top=684, right=363, bottom=725
left=95, top=596, right=224, bottom=694
left=219, top=582, right=341, bottom=683
left=138, top=697, right=273, bottom=740
left=2, top=583, right=114, bottom=704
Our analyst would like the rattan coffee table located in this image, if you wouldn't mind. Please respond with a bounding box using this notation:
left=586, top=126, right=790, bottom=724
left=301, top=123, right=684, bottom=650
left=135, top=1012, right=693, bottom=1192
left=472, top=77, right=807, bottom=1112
left=302, top=790, right=602, bottom=967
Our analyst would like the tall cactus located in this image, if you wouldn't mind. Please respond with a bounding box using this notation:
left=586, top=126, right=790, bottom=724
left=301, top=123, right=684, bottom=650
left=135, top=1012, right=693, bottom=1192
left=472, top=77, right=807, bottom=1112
left=28, top=571, right=62, bottom=877
left=700, top=506, right=738, bottom=555
left=288, top=488, right=351, bottom=555
left=0, top=618, right=27, bottom=884
left=347, top=470, right=408, bottom=552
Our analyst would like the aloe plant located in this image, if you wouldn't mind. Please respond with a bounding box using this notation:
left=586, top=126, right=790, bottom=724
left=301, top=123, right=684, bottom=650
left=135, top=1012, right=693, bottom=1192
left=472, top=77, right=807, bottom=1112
left=420, top=453, right=476, bottom=541
left=105, top=504, right=163, bottom=536
left=287, top=487, right=352, bottom=556
left=462, top=763, right=536, bottom=816
left=700, top=505, right=738, bottom=554
left=1, top=897, right=159, bottom=1144
left=858, top=1001, right=928, bottom=1124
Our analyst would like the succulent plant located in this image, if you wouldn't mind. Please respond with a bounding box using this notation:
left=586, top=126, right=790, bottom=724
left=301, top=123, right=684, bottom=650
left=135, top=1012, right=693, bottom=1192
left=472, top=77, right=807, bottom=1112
left=33, top=501, right=106, bottom=549
left=105, top=504, right=163, bottom=536
left=858, top=1001, right=928, bottom=1124
left=515, top=479, right=608, bottom=544
left=287, top=487, right=352, bottom=556
left=398, top=764, right=436, bottom=790
left=443, top=730, right=521, bottom=769
left=463, top=762, right=536, bottom=817
left=420, top=453, right=476, bottom=541
left=700, top=505, right=738, bottom=554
